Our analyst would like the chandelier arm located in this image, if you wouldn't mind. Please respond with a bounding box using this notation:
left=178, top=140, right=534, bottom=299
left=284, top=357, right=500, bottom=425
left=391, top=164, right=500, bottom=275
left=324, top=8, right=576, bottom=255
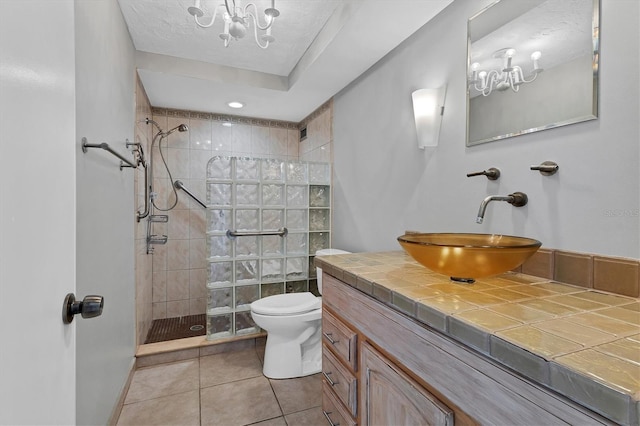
left=482, top=70, right=499, bottom=96
left=224, top=0, right=234, bottom=17
left=246, top=13, right=270, bottom=49
left=519, top=70, right=540, bottom=84
left=244, top=4, right=275, bottom=30
left=194, top=4, right=223, bottom=28
left=509, top=72, right=520, bottom=92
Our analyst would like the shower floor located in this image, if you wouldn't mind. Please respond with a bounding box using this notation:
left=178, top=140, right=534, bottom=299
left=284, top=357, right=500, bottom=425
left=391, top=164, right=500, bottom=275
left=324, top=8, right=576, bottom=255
left=145, top=314, right=206, bottom=344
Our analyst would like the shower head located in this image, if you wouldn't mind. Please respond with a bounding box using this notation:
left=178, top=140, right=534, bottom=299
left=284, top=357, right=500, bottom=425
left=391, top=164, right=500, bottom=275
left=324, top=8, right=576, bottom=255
left=165, top=124, right=189, bottom=136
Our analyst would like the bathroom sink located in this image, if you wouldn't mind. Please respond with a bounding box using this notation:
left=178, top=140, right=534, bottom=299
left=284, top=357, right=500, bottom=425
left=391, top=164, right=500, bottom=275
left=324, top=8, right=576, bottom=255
left=397, top=233, right=541, bottom=283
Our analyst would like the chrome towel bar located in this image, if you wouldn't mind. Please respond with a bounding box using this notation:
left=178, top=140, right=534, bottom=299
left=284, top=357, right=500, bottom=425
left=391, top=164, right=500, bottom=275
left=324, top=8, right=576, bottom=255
left=226, top=227, right=288, bottom=239
left=174, top=180, right=206, bottom=209
left=81, top=137, right=137, bottom=169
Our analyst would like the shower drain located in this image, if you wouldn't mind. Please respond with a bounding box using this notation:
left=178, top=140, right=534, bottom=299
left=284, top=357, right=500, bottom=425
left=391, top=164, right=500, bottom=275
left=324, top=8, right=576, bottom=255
left=190, top=324, right=205, bottom=331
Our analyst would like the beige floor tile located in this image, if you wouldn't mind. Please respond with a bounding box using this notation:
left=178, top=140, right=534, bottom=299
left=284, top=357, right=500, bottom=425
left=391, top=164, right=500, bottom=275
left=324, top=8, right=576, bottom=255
left=269, top=373, right=322, bottom=415
left=201, top=376, right=282, bottom=425
left=284, top=406, right=326, bottom=425
left=200, top=347, right=263, bottom=388
left=124, top=359, right=199, bottom=404
left=251, top=417, right=287, bottom=426
left=117, top=390, right=199, bottom=426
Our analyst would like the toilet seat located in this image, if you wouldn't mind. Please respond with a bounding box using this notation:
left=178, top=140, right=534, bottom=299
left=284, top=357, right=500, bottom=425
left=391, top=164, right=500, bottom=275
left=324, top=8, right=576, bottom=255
left=251, top=292, right=321, bottom=316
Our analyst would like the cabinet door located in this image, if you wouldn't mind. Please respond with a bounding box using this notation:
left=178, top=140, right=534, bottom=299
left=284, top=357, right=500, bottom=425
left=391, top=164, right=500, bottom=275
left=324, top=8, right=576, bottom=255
left=361, top=343, right=454, bottom=426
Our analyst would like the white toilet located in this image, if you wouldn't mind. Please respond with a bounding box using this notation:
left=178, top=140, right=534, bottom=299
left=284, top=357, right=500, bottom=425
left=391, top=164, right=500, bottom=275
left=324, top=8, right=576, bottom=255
left=250, top=248, right=351, bottom=379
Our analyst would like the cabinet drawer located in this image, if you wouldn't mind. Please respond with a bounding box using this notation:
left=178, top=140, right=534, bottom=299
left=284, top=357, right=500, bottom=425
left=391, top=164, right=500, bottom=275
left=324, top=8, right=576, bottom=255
left=323, top=309, right=357, bottom=370
left=322, top=381, right=357, bottom=426
left=322, top=344, right=357, bottom=417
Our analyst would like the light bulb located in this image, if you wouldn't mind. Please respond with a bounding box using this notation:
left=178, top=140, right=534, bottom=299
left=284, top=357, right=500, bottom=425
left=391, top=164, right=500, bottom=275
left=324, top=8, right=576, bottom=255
left=530, top=51, right=542, bottom=61
left=505, top=48, right=516, bottom=58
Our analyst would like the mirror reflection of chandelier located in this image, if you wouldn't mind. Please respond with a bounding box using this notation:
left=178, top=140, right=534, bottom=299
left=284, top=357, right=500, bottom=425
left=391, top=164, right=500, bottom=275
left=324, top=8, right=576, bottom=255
left=187, top=0, right=280, bottom=49
left=469, top=48, right=543, bottom=96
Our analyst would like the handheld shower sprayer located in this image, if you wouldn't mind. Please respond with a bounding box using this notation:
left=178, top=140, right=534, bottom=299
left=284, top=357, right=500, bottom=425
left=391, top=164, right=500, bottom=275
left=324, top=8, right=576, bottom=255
left=165, top=123, right=189, bottom=136
left=140, top=117, right=189, bottom=212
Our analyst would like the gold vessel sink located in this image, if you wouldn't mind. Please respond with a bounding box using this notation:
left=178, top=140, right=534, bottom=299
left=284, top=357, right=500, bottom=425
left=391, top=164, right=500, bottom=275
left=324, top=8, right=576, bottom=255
left=397, top=233, right=541, bottom=283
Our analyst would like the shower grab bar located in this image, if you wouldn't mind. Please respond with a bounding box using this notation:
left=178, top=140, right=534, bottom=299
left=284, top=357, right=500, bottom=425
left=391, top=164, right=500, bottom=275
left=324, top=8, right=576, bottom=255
left=174, top=180, right=207, bottom=209
left=81, top=138, right=138, bottom=169
left=226, top=227, right=288, bottom=239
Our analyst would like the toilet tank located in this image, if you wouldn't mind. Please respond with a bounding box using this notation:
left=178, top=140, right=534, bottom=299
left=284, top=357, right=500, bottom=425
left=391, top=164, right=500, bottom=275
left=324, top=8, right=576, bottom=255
left=315, top=249, right=351, bottom=294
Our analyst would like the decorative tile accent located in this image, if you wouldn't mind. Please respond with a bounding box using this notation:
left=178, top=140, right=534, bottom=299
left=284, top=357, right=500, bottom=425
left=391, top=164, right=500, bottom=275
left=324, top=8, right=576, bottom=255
left=594, top=256, right=640, bottom=297
left=554, top=251, right=593, bottom=288
left=521, top=248, right=554, bottom=279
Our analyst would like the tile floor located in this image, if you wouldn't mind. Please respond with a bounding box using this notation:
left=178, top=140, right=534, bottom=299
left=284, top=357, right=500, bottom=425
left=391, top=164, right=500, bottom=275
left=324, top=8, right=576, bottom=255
left=117, top=343, right=324, bottom=426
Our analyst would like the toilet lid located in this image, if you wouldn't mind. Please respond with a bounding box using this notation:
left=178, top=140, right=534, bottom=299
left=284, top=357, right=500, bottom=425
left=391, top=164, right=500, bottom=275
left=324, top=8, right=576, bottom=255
left=251, top=292, right=321, bottom=316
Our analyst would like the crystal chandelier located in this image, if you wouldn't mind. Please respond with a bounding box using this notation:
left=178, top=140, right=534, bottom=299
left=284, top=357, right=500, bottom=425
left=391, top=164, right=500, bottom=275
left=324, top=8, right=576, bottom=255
left=187, top=0, right=280, bottom=49
left=469, top=48, right=543, bottom=96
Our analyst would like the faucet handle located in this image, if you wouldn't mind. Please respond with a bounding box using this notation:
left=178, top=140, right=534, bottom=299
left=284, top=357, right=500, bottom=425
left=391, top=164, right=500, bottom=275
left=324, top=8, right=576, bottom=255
left=530, top=161, right=559, bottom=176
left=467, top=167, right=500, bottom=180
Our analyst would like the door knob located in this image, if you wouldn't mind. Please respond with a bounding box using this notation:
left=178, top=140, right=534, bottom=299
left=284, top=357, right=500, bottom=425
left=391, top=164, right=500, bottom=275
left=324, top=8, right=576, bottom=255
left=62, top=293, right=104, bottom=324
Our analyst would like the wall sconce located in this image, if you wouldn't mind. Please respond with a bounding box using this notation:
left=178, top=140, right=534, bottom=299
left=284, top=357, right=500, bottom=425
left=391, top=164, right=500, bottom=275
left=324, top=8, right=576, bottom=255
left=411, top=86, right=446, bottom=149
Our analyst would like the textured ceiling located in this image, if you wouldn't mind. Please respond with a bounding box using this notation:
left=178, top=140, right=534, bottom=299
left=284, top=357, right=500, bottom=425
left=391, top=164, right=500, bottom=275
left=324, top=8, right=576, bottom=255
left=118, top=0, right=454, bottom=122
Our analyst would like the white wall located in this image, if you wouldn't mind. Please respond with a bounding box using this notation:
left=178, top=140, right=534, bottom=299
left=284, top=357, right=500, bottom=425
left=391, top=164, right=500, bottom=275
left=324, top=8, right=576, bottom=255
left=75, top=0, right=137, bottom=423
left=0, top=1, right=77, bottom=424
left=333, top=0, right=639, bottom=259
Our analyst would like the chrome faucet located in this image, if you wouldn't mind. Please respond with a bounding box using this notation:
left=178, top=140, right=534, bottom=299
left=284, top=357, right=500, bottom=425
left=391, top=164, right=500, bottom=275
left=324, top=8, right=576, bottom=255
left=476, top=192, right=528, bottom=224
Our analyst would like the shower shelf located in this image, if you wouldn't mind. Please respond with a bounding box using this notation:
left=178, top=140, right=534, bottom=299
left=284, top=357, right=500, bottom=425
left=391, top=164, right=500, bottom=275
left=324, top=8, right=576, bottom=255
left=148, top=235, right=168, bottom=245
left=81, top=137, right=138, bottom=170
left=149, top=215, right=169, bottom=223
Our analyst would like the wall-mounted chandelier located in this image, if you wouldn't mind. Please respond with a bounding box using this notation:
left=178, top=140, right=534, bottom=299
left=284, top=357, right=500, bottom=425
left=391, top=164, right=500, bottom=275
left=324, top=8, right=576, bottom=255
left=469, top=48, right=543, bottom=96
left=187, top=0, right=279, bottom=49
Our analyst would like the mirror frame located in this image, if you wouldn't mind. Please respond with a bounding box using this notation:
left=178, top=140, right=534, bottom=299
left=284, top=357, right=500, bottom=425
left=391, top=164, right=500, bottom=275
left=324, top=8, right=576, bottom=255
left=466, top=0, right=600, bottom=146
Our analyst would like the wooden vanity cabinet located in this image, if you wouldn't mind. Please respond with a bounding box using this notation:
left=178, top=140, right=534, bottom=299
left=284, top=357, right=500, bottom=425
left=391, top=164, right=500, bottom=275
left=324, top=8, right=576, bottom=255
left=361, top=342, right=454, bottom=425
left=322, top=308, right=358, bottom=425
left=322, top=273, right=611, bottom=426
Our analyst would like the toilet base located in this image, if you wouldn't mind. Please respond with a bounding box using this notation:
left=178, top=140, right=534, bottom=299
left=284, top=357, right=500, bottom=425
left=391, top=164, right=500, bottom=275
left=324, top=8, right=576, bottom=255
left=262, top=326, right=322, bottom=379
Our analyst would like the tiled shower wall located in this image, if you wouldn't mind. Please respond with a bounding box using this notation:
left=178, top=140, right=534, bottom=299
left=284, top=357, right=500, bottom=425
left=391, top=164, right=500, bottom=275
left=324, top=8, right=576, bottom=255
left=134, top=76, right=153, bottom=345
left=144, top=102, right=333, bottom=325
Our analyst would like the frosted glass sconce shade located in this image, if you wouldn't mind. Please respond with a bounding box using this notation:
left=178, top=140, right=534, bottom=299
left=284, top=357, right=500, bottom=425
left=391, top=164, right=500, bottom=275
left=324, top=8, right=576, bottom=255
left=411, top=86, right=446, bottom=148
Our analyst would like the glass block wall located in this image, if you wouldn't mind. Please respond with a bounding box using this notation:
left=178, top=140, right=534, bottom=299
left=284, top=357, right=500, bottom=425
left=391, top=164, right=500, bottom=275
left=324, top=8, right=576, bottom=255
left=206, top=156, right=331, bottom=339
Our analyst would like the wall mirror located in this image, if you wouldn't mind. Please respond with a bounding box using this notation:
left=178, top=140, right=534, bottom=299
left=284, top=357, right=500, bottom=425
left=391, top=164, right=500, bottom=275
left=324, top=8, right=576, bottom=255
left=466, top=0, right=600, bottom=146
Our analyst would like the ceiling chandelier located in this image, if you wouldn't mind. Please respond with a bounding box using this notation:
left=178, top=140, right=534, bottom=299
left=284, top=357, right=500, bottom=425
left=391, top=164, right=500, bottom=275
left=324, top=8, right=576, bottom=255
left=468, top=48, right=543, bottom=96
left=187, top=0, right=280, bottom=49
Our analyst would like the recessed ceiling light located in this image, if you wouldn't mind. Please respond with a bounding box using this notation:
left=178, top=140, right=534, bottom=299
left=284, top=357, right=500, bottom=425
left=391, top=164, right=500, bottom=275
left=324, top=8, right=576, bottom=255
left=227, top=101, right=244, bottom=109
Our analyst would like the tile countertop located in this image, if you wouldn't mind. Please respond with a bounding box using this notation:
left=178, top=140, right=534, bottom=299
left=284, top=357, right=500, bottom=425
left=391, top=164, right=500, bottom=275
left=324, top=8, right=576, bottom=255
left=316, top=251, right=640, bottom=425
